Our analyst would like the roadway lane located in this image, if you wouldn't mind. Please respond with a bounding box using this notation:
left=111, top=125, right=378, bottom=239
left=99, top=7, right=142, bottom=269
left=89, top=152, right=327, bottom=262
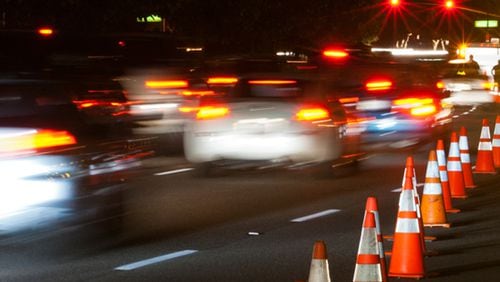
left=0, top=103, right=498, bottom=281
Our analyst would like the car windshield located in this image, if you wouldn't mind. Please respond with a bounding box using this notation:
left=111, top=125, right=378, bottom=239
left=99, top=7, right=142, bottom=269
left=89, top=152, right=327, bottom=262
left=442, top=63, right=483, bottom=78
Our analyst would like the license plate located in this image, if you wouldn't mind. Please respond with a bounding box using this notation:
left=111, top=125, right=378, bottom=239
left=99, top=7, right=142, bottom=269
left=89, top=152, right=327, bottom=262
left=356, top=100, right=391, bottom=111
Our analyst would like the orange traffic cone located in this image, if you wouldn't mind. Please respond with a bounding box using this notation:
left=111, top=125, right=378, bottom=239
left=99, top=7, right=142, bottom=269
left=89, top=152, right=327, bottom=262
left=436, top=139, right=460, bottom=213
left=493, top=115, right=500, bottom=168
left=308, top=241, right=331, bottom=282
left=353, top=211, right=385, bottom=282
left=388, top=175, right=425, bottom=279
left=404, top=156, right=437, bottom=248
left=459, top=127, right=476, bottom=188
left=421, top=150, right=450, bottom=228
left=474, top=119, right=497, bottom=174
left=447, top=132, right=468, bottom=199
left=365, top=197, right=387, bottom=281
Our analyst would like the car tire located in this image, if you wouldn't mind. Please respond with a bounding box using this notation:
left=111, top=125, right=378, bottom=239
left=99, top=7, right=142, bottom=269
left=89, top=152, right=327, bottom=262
left=192, top=162, right=215, bottom=178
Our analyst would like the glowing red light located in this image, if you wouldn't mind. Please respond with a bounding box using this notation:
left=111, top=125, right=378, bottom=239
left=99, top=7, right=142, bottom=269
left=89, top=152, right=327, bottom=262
left=38, top=28, right=54, bottom=36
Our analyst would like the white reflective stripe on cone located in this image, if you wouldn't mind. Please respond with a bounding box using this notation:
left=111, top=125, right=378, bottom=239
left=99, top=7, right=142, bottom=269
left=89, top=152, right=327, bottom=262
left=493, top=138, right=500, bottom=146
left=447, top=160, right=462, bottom=172
left=439, top=170, right=449, bottom=181
left=423, top=182, right=442, bottom=195
left=437, top=151, right=447, bottom=166
left=395, top=218, right=420, bottom=233
left=358, top=228, right=379, bottom=255
left=398, top=190, right=415, bottom=211
left=353, top=265, right=383, bottom=282
left=481, top=127, right=492, bottom=139
left=478, top=141, right=493, bottom=151
left=459, top=137, right=469, bottom=150
left=308, top=260, right=331, bottom=282
left=460, top=153, right=471, bottom=163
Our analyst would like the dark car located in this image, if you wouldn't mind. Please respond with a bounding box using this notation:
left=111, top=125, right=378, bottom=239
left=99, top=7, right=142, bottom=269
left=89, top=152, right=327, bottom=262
left=313, top=51, right=453, bottom=151
left=0, top=75, right=150, bottom=234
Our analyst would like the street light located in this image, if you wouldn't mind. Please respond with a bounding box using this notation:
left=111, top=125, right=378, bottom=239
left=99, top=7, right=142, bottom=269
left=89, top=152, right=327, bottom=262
left=390, top=0, right=400, bottom=7
left=445, top=1, right=455, bottom=10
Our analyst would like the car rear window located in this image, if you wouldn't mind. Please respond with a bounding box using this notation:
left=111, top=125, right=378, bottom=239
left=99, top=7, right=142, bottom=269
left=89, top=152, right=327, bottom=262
left=231, top=80, right=307, bottom=99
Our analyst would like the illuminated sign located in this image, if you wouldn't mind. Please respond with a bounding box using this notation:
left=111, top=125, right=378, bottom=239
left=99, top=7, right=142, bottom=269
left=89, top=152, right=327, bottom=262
left=475, top=20, right=498, bottom=28
left=137, top=15, right=163, bottom=23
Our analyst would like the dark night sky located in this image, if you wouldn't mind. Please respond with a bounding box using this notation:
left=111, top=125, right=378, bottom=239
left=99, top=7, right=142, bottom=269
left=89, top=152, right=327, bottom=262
left=0, top=0, right=498, bottom=50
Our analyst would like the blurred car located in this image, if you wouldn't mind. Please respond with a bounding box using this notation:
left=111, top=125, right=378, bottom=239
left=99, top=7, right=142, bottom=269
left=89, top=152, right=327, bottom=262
left=183, top=74, right=361, bottom=176
left=0, top=75, right=149, bottom=234
left=114, top=33, right=208, bottom=150
left=316, top=53, right=453, bottom=151
left=437, top=59, right=495, bottom=106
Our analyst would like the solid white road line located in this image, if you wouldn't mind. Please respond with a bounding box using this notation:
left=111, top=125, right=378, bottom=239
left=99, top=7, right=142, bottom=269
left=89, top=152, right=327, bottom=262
left=115, top=250, right=198, bottom=271
left=154, top=168, right=193, bottom=176
left=291, top=209, right=340, bottom=223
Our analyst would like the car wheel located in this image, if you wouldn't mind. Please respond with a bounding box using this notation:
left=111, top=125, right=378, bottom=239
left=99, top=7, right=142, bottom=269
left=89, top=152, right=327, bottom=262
left=192, top=162, right=215, bottom=178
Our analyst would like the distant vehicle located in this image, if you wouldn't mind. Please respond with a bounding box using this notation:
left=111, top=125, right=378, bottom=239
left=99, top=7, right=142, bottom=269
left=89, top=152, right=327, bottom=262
left=0, top=76, right=149, bottom=234
left=183, top=74, right=361, bottom=176
left=317, top=53, right=453, bottom=151
left=438, top=59, right=495, bottom=106
left=114, top=33, right=208, bottom=150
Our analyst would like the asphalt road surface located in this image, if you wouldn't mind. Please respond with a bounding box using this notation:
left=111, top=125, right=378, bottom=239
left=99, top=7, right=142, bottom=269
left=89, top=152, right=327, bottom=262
left=0, top=103, right=499, bottom=282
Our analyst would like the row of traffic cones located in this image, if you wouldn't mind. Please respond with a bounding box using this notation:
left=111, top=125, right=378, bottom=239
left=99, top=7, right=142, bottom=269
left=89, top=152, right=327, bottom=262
left=303, top=116, right=500, bottom=281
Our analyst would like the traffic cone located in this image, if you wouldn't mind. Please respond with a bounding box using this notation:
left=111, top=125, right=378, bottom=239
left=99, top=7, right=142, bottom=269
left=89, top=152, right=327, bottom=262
left=492, top=115, right=500, bottom=168
left=447, top=132, right=468, bottom=199
left=436, top=139, right=460, bottom=213
left=365, top=197, right=387, bottom=281
left=388, top=175, right=425, bottom=279
left=459, top=126, right=476, bottom=188
left=421, top=150, right=450, bottom=228
left=404, top=157, right=438, bottom=248
left=353, top=211, right=385, bottom=282
left=474, top=119, right=497, bottom=174
left=308, top=241, right=331, bottom=282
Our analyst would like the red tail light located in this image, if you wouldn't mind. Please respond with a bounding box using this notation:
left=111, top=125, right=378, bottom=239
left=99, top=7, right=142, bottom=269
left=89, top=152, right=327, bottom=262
left=145, top=80, right=189, bottom=89
left=1, top=129, right=77, bottom=156
left=322, top=49, right=349, bottom=58
left=248, top=80, right=297, bottom=85
left=37, top=27, right=54, bottom=37
left=181, top=90, right=215, bottom=97
left=392, top=97, right=437, bottom=117
left=73, top=100, right=126, bottom=109
left=365, top=80, right=393, bottom=91
left=296, top=107, right=330, bottom=121
left=436, top=81, right=445, bottom=89
left=196, top=105, right=230, bottom=120
left=207, top=77, right=239, bottom=85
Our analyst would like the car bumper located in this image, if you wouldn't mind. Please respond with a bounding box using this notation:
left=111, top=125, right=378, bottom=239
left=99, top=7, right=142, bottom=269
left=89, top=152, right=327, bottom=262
left=184, top=129, right=341, bottom=164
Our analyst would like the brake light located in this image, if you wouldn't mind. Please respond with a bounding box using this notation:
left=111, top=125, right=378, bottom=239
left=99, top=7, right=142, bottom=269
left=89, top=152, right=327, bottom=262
left=322, top=49, right=348, bottom=58
left=248, top=80, right=297, bottom=85
left=207, top=77, right=238, bottom=85
left=482, top=82, right=494, bottom=90
left=338, top=97, right=359, bottom=104
left=145, top=80, right=189, bottom=89
left=366, top=80, right=393, bottom=91
left=73, top=100, right=126, bottom=109
left=37, top=27, right=54, bottom=36
left=436, top=81, right=445, bottom=89
left=392, top=97, right=437, bottom=117
left=0, top=129, right=76, bottom=156
left=196, top=106, right=230, bottom=119
left=296, top=107, right=330, bottom=121
left=181, top=90, right=215, bottom=97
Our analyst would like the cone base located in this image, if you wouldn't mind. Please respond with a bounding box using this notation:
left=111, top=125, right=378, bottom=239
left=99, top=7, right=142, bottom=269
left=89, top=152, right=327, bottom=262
left=424, top=223, right=451, bottom=228
left=473, top=170, right=497, bottom=175
left=424, top=235, right=437, bottom=241
left=446, top=208, right=461, bottom=213
left=451, top=195, right=468, bottom=199
left=389, top=273, right=425, bottom=279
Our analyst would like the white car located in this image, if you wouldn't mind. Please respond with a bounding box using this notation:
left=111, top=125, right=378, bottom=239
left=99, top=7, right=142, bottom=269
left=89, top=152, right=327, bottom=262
left=439, top=59, right=495, bottom=106
left=184, top=76, right=360, bottom=176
